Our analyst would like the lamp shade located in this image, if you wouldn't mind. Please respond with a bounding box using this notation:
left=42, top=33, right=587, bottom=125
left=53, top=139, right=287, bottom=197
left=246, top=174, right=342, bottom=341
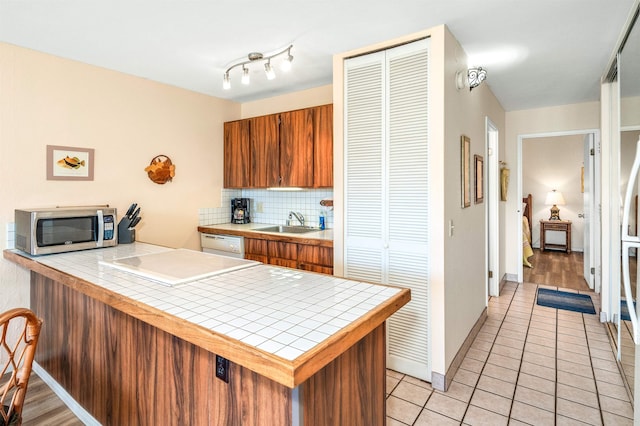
left=545, top=190, right=566, bottom=206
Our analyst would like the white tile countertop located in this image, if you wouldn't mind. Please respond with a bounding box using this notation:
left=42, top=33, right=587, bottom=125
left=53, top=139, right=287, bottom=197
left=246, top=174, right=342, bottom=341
left=198, top=222, right=334, bottom=244
left=5, top=242, right=409, bottom=387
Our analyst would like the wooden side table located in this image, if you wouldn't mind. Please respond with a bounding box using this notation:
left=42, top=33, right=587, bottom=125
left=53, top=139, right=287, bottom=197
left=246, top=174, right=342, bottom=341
left=540, top=220, right=572, bottom=253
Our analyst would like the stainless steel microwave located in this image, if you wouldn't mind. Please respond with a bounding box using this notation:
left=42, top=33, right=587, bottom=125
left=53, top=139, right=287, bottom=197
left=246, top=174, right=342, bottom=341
left=15, top=206, right=117, bottom=255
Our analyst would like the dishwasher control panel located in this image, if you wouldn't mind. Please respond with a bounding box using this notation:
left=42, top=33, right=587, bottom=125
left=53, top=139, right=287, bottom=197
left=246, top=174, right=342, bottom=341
left=200, top=233, right=245, bottom=257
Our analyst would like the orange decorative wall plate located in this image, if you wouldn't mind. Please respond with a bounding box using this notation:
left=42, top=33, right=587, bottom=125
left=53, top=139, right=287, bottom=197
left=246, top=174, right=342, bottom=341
left=145, top=154, right=175, bottom=184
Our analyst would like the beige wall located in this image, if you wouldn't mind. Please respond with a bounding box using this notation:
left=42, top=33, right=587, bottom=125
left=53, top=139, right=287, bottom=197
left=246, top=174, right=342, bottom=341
left=441, top=27, right=506, bottom=372
left=503, top=102, right=600, bottom=279
left=241, top=85, right=332, bottom=118
left=0, top=42, right=239, bottom=313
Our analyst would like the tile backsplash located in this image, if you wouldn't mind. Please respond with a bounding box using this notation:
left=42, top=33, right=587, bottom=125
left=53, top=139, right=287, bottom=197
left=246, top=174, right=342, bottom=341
left=199, top=188, right=334, bottom=229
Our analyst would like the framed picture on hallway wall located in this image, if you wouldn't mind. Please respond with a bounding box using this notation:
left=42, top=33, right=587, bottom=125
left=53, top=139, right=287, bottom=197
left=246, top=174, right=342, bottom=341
left=475, top=154, right=484, bottom=204
left=46, top=145, right=94, bottom=181
left=461, top=135, right=470, bottom=208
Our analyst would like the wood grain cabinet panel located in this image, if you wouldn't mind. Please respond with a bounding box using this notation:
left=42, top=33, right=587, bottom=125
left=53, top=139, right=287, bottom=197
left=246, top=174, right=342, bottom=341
left=298, top=264, right=333, bottom=275
left=298, top=245, right=332, bottom=266
left=312, top=104, right=333, bottom=188
left=31, top=274, right=292, bottom=425
left=268, top=258, right=298, bottom=269
left=250, top=114, right=280, bottom=188
left=224, top=104, right=333, bottom=189
left=298, top=245, right=333, bottom=275
left=245, top=253, right=268, bottom=263
left=267, top=241, right=297, bottom=260
left=245, top=238, right=268, bottom=256
left=279, top=109, right=314, bottom=187
left=223, top=120, right=251, bottom=188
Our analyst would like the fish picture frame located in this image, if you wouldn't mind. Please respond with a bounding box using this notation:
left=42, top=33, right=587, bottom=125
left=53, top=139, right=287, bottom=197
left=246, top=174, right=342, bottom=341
left=47, top=145, right=94, bottom=181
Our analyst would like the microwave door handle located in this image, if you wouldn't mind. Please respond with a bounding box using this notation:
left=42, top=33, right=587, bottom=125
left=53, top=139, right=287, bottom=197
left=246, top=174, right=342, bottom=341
left=97, top=210, right=104, bottom=247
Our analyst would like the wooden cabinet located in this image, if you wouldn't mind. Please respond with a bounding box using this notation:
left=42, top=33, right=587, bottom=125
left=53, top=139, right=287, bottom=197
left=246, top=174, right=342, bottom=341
left=223, top=104, right=333, bottom=188
left=267, top=241, right=298, bottom=268
left=280, top=109, right=314, bottom=187
left=245, top=237, right=268, bottom=263
left=223, top=120, right=251, bottom=188
left=312, top=104, right=333, bottom=188
left=298, top=245, right=333, bottom=274
left=244, top=237, right=333, bottom=275
left=250, top=114, right=280, bottom=188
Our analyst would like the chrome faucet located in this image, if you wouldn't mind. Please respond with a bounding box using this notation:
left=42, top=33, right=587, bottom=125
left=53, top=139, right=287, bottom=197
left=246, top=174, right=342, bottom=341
left=288, top=211, right=305, bottom=226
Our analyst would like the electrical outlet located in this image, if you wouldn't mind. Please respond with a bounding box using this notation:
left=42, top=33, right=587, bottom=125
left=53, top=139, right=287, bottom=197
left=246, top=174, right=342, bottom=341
left=215, top=355, right=229, bottom=383
left=256, top=202, right=264, bottom=213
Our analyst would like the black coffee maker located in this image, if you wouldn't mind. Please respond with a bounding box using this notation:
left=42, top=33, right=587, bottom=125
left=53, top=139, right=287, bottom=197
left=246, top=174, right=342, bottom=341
left=231, top=198, right=251, bottom=224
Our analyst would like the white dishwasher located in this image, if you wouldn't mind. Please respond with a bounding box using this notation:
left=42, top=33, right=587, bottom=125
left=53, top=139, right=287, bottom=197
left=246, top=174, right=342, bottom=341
left=200, top=233, right=245, bottom=258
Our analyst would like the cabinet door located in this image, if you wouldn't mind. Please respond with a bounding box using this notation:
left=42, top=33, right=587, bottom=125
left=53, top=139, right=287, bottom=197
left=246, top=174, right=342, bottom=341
left=298, top=263, right=333, bottom=275
left=298, top=245, right=333, bottom=267
left=245, top=253, right=268, bottom=263
left=269, top=258, right=298, bottom=268
left=267, top=241, right=297, bottom=260
left=245, top=238, right=268, bottom=256
left=223, top=120, right=251, bottom=188
left=313, top=104, right=333, bottom=188
left=280, top=109, right=314, bottom=187
left=251, top=114, right=280, bottom=187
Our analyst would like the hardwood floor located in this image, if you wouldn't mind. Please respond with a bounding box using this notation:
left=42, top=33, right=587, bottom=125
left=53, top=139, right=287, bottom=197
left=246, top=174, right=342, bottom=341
left=21, top=373, right=83, bottom=426
left=522, top=248, right=590, bottom=291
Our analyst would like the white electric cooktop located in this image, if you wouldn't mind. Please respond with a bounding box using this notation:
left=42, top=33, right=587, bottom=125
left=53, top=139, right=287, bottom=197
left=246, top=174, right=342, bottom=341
left=100, top=248, right=260, bottom=286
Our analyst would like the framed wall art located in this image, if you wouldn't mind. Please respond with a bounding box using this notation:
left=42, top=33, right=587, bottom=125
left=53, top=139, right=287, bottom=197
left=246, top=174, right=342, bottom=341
left=461, top=135, right=471, bottom=208
left=47, top=145, right=94, bottom=181
left=475, top=154, right=484, bottom=204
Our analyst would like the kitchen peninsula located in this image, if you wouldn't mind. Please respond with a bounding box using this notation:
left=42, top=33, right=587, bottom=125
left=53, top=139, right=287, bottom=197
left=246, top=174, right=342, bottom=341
left=4, top=243, right=410, bottom=425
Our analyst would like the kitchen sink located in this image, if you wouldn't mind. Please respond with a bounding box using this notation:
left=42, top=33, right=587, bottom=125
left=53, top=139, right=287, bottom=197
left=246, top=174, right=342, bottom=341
left=256, top=225, right=319, bottom=234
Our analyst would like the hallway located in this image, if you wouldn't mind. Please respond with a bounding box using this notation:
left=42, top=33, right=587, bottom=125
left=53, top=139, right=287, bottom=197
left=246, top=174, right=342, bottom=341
left=385, top=281, right=633, bottom=425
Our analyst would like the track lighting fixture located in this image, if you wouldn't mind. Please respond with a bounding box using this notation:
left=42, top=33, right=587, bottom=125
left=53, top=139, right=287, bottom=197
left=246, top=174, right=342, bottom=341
left=222, top=45, right=293, bottom=90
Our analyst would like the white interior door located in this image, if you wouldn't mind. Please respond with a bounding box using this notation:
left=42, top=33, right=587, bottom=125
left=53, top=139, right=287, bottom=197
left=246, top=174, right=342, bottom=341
left=583, top=133, right=594, bottom=289
left=486, top=119, right=499, bottom=297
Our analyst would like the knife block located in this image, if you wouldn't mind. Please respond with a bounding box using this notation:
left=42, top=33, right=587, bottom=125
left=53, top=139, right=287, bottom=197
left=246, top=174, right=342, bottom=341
left=118, top=221, right=136, bottom=244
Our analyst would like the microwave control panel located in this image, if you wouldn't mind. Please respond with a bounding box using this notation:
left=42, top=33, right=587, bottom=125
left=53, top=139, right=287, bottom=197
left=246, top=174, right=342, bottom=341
left=104, top=215, right=115, bottom=240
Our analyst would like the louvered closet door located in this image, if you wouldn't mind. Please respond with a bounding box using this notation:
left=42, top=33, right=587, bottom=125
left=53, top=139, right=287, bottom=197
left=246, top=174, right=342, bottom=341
left=344, top=51, right=386, bottom=283
left=344, top=38, right=430, bottom=381
left=385, top=40, right=430, bottom=381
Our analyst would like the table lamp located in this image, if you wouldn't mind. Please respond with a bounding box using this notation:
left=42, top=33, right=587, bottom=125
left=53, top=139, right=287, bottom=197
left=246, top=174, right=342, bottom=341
left=545, top=189, right=566, bottom=220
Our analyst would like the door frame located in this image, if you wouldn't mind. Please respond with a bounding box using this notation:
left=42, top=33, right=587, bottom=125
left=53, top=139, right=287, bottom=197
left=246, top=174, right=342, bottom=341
left=486, top=118, right=499, bottom=297
left=516, top=129, right=601, bottom=289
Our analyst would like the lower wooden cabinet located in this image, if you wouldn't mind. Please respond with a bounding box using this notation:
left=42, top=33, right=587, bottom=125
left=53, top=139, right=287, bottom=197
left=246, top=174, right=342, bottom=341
left=298, top=245, right=333, bottom=274
left=244, top=237, right=333, bottom=274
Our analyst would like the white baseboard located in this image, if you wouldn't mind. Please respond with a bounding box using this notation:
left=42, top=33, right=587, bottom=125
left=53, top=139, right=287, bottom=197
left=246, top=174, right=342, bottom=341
left=32, top=362, right=101, bottom=426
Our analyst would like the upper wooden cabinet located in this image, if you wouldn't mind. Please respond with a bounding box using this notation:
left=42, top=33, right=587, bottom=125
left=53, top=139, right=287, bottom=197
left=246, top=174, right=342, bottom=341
left=280, top=109, right=314, bottom=187
left=250, top=114, right=280, bottom=187
left=312, top=104, right=333, bottom=187
left=223, top=104, right=333, bottom=188
left=223, top=120, right=250, bottom=188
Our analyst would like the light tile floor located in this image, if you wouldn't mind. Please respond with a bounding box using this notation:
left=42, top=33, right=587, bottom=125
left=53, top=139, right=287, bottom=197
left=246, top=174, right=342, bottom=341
left=386, top=281, right=634, bottom=425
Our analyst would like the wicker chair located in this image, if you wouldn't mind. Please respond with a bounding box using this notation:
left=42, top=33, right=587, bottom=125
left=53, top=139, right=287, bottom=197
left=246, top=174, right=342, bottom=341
left=0, top=309, right=42, bottom=426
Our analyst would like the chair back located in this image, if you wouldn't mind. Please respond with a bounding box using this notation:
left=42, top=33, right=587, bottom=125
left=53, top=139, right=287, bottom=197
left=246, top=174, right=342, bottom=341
left=0, top=308, right=42, bottom=425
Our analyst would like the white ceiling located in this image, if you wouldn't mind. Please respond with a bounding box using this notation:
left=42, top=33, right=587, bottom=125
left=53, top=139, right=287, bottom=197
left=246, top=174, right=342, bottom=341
left=0, top=0, right=634, bottom=111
